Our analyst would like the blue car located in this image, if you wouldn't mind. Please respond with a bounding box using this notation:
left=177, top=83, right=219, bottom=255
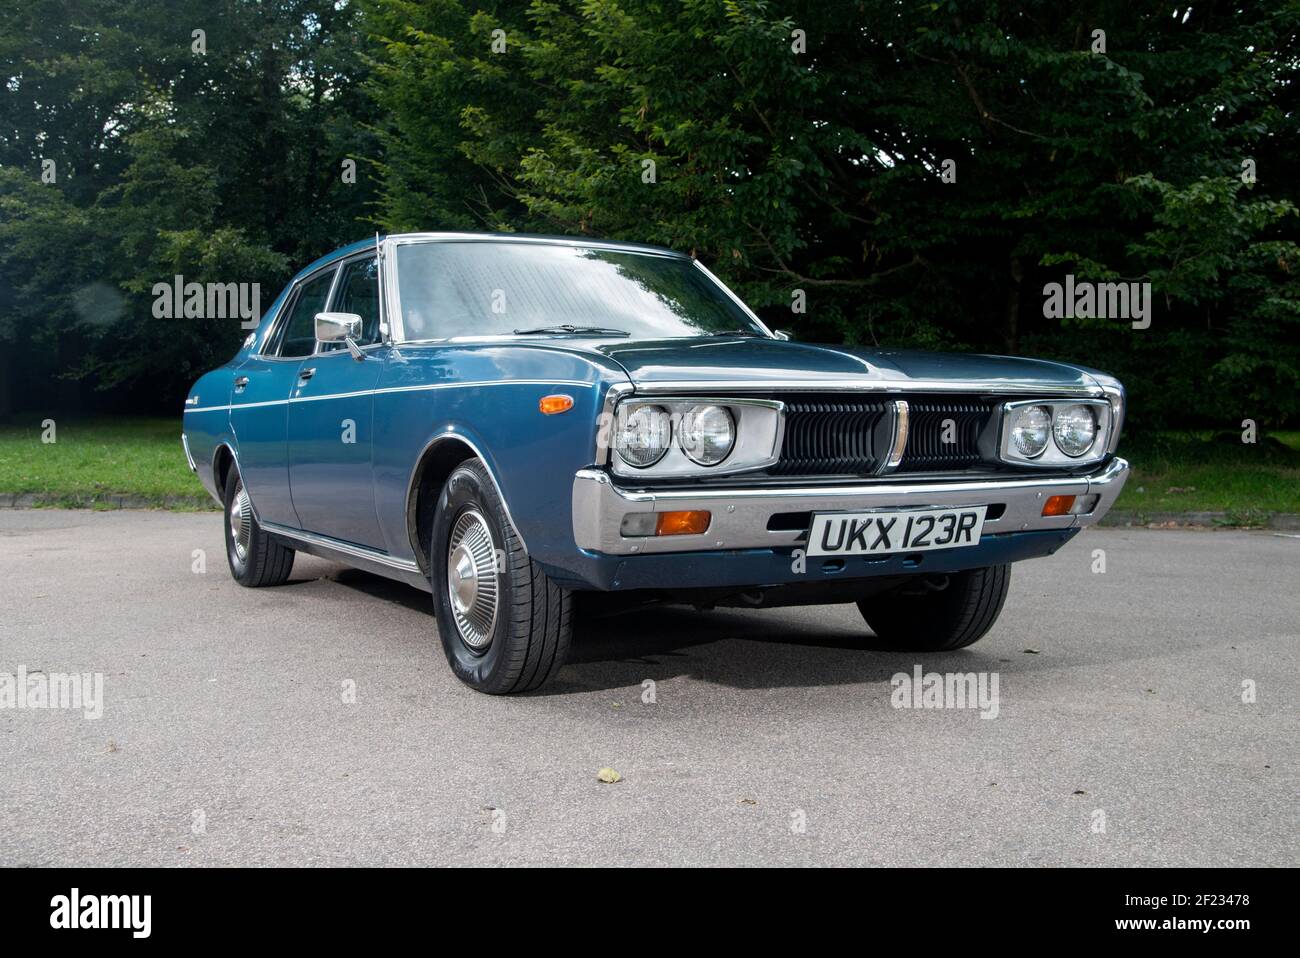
left=182, top=233, right=1129, bottom=693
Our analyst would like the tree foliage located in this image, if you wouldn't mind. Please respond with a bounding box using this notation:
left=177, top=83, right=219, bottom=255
left=365, top=0, right=1300, bottom=426
left=1, top=1, right=1297, bottom=426
left=0, top=0, right=378, bottom=412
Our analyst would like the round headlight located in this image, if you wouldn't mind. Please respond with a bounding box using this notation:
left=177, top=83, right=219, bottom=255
left=678, top=404, right=736, bottom=466
left=1010, top=405, right=1051, bottom=458
left=615, top=404, right=671, bottom=468
left=1053, top=404, right=1098, bottom=457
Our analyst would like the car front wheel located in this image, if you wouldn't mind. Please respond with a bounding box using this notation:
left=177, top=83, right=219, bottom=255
left=857, top=564, right=1010, bottom=651
left=223, top=468, right=295, bottom=587
left=430, top=459, right=572, bottom=694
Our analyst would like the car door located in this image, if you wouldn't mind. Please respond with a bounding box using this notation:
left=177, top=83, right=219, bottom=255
left=229, top=265, right=337, bottom=527
left=286, top=253, right=387, bottom=548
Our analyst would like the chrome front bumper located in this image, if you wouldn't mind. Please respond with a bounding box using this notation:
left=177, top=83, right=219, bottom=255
left=572, top=458, right=1129, bottom=556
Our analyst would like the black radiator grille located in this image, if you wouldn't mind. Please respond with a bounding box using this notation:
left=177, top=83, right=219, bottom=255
left=768, top=394, right=998, bottom=477
left=769, top=399, right=890, bottom=476
left=896, top=399, right=996, bottom=473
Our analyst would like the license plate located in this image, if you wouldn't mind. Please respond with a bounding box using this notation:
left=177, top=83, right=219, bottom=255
left=807, top=506, right=987, bottom=557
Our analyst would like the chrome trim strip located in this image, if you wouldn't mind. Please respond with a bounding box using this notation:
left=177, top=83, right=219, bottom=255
left=624, top=379, right=1104, bottom=396
left=185, top=379, right=596, bottom=414
left=1100, top=382, right=1125, bottom=455
left=181, top=433, right=197, bottom=473
left=572, top=457, right=1129, bottom=555
left=256, top=260, right=342, bottom=359
left=381, top=236, right=403, bottom=344
left=403, top=431, right=530, bottom=565
left=261, top=521, right=422, bottom=574
left=595, top=381, right=635, bottom=465
left=207, top=441, right=245, bottom=511
left=385, top=231, right=688, bottom=258
left=690, top=259, right=776, bottom=338
left=598, top=465, right=1116, bottom=503
left=883, top=400, right=909, bottom=471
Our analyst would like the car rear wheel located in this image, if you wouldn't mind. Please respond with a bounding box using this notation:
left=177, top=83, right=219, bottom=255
left=430, top=459, right=572, bottom=694
left=857, top=564, right=1010, bottom=651
left=223, top=468, right=295, bottom=587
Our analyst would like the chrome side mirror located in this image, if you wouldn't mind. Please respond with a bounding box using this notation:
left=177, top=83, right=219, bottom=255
left=315, top=312, right=366, bottom=360
left=316, top=312, right=362, bottom=342
left=772, top=328, right=792, bottom=341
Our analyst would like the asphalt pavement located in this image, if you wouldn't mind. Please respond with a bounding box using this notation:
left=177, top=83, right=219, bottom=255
left=1, top=510, right=1295, bottom=866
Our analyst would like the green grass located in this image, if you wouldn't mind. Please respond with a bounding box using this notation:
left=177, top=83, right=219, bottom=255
left=1113, top=430, right=1300, bottom=522
left=0, top=416, right=213, bottom=508
left=1, top=417, right=1297, bottom=518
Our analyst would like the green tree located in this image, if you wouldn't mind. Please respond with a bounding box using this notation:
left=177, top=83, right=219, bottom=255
left=364, top=0, right=1300, bottom=427
left=0, top=0, right=379, bottom=413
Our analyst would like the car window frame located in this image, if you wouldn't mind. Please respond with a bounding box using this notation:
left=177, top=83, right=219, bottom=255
left=381, top=235, right=775, bottom=345
left=258, top=263, right=341, bottom=361
left=313, top=252, right=385, bottom=357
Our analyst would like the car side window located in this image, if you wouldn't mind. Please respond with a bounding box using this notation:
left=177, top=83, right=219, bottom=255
left=321, top=256, right=381, bottom=351
left=274, top=269, right=336, bottom=358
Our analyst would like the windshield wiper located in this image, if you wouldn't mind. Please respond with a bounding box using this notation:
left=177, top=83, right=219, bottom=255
left=705, top=328, right=764, bottom=337
left=512, top=324, right=629, bottom=337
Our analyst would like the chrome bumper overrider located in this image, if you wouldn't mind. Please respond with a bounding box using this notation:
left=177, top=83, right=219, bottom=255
left=572, top=458, right=1129, bottom=556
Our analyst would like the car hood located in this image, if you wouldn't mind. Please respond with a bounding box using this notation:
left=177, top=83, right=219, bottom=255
left=588, top=338, right=1100, bottom=393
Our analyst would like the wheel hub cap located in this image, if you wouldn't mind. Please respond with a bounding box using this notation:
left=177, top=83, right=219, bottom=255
left=447, top=509, right=499, bottom=650
left=230, top=479, right=251, bottom=562
left=449, top=546, right=479, bottom=613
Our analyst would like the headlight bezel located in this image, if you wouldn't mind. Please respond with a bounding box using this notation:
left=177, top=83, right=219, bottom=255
left=999, top=398, right=1112, bottom=467
left=613, top=403, right=673, bottom=468
left=608, top=397, right=784, bottom=477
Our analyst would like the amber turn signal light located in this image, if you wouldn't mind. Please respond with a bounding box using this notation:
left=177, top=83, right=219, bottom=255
left=538, top=394, right=574, bottom=415
left=1041, top=494, right=1076, bottom=517
left=655, top=510, right=711, bottom=536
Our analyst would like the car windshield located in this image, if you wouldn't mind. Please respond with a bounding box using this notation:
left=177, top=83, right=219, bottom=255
left=393, top=241, right=767, bottom=341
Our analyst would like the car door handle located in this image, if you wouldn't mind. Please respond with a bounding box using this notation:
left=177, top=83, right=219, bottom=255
left=298, top=367, right=316, bottom=382
left=233, top=375, right=249, bottom=392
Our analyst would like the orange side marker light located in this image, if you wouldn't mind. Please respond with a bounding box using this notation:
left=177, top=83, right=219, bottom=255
left=539, top=394, right=574, bottom=415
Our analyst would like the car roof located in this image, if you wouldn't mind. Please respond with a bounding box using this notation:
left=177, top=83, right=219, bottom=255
left=291, top=232, right=689, bottom=284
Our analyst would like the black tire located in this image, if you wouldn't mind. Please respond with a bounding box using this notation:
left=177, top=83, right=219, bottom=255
left=223, top=468, right=295, bottom=587
left=857, top=564, right=1010, bottom=651
left=430, top=459, right=572, bottom=694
